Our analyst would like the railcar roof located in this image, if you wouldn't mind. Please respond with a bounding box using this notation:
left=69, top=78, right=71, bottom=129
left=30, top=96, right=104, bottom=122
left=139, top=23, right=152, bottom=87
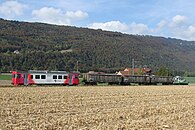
left=28, top=70, right=68, bottom=74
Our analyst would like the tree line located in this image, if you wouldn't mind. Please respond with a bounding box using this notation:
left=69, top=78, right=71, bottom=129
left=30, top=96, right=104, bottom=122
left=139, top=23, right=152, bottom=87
left=0, top=18, right=195, bottom=75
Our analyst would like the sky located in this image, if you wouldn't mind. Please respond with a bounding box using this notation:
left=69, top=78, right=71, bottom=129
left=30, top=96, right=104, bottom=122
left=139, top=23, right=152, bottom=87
left=0, top=0, right=195, bottom=41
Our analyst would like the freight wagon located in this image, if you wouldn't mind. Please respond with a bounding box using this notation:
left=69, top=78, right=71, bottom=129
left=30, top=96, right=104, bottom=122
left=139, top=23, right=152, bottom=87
left=83, top=73, right=122, bottom=85
left=83, top=72, right=173, bottom=85
left=12, top=70, right=79, bottom=86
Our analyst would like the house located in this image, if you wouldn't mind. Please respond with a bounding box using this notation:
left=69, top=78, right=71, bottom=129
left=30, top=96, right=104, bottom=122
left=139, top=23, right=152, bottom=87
left=117, top=68, right=152, bottom=76
left=116, top=71, right=130, bottom=76
left=13, top=50, right=20, bottom=54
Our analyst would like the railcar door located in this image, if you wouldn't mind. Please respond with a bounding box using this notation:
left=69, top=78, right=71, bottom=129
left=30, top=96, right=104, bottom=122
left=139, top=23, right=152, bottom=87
left=23, top=73, right=28, bottom=86
left=46, top=74, right=52, bottom=84
left=69, top=74, right=73, bottom=85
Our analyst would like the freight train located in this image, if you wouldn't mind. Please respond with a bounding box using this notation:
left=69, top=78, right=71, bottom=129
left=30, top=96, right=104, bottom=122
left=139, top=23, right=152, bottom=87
left=12, top=70, right=79, bottom=86
left=83, top=72, right=173, bottom=85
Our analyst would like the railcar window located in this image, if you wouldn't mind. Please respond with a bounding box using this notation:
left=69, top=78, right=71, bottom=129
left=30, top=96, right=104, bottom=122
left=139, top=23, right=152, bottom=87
left=64, top=76, right=67, bottom=79
left=41, top=75, right=46, bottom=79
left=58, top=75, right=62, bottom=79
left=35, top=75, right=40, bottom=79
left=53, top=75, right=57, bottom=79
left=17, top=74, right=21, bottom=78
left=31, top=75, right=33, bottom=79
left=13, top=74, right=20, bottom=78
left=12, top=74, right=16, bottom=78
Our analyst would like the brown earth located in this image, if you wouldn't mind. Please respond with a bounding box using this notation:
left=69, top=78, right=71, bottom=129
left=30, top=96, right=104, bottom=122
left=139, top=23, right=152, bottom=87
left=0, top=80, right=12, bottom=86
left=0, top=85, right=195, bottom=129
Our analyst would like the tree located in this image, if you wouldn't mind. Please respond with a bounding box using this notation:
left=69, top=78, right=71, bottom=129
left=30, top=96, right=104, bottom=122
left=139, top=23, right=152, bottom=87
left=156, top=67, right=169, bottom=76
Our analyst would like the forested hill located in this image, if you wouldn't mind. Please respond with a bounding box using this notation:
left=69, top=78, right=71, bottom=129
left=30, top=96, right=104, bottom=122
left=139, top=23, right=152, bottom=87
left=0, top=18, right=195, bottom=74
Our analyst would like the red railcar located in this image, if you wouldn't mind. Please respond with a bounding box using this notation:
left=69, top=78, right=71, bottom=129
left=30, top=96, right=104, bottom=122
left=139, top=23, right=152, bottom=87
left=12, top=71, right=28, bottom=86
left=12, top=70, right=79, bottom=86
left=64, top=73, right=79, bottom=85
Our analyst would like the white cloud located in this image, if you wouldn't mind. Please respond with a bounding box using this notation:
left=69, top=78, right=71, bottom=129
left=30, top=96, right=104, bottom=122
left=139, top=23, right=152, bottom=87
left=157, top=20, right=167, bottom=30
left=129, top=22, right=151, bottom=34
left=177, top=25, right=195, bottom=40
left=169, top=15, right=187, bottom=27
left=88, top=15, right=195, bottom=41
left=0, top=0, right=27, bottom=17
left=88, top=21, right=129, bottom=32
left=65, top=10, right=88, bottom=20
left=155, top=16, right=195, bottom=40
left=188, top=25, right=195, bottom=33
left=32, top=7, right=70, bottom=25
left=32, top=7, right=88, bottom=25
left=88, top=21, right=152, bottom=35
left=161, top=15, right=195, bottom=40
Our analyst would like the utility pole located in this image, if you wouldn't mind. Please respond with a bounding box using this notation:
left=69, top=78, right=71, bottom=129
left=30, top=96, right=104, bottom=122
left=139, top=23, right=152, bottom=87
left=132, top=58, right=134, bottom=75
left=76, top=61, right=79, bottom=72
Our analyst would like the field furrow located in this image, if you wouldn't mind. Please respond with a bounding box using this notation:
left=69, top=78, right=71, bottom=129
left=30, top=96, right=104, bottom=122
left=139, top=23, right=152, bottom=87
left=0, top=86, right=195, bottom=129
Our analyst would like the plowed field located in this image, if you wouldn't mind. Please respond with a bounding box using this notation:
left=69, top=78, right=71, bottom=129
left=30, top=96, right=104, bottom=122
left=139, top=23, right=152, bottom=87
left=0, top=86, right=195, bottom=129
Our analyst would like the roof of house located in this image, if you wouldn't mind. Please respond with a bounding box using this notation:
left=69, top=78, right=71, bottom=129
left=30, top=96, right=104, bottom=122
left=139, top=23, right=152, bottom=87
left=116, top=68, right=152, bottom=76
left=117, top=71, right=130, bottom=76
left=124, top=68, right=152, bottom=73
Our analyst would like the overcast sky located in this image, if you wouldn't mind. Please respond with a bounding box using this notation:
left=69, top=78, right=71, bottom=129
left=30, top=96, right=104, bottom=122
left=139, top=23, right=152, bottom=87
left=0, top=0, right=195, bottom=41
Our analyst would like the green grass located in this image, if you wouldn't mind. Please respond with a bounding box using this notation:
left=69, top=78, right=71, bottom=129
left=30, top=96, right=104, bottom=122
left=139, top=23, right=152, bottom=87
left=184, top=77, right=195, bottom=84
left=0, top=74, right=12, bottom=80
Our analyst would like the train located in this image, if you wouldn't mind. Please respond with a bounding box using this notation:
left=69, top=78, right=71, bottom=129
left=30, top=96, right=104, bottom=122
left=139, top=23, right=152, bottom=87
left=83, top=72, right=174, bottom=85
left=12, top=70, right=79, bottom=86
left=12, top=70, right=186, bottom=86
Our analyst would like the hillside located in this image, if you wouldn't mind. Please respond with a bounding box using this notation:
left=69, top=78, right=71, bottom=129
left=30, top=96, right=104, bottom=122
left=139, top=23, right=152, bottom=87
left=0, top=18, right=195, bottom=74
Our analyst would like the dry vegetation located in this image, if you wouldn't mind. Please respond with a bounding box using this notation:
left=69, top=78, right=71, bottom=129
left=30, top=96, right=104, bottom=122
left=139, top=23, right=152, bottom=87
left=0, top=85, right=195, bottom=129
left=0, top=80, right=11, bottom=86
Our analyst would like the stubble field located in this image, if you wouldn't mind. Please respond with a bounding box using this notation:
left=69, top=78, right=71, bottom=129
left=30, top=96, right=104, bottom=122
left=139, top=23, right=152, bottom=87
left=0, top=85, right=195, bottom=129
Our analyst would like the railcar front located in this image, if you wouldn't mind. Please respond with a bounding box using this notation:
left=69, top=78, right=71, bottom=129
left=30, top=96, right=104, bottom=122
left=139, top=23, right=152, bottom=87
left=64, top=73, right=79, bottom=85
left=12, top=71, right=25, bottom=86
